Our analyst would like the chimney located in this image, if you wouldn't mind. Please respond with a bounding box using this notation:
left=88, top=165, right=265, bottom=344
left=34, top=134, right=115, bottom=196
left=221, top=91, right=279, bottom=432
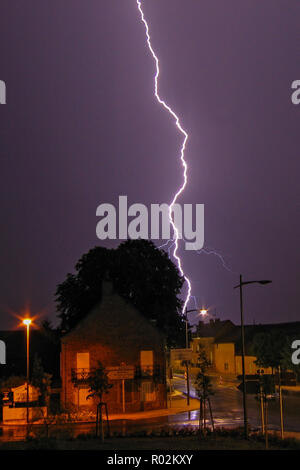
left=102, top=271, right=113, bottom=297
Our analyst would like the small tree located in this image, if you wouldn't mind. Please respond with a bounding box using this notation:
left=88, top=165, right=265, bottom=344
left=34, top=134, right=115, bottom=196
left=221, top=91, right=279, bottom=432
left=252, top=330, right=287, bottom=373
left=256, top=374, right=275, bottom=449
left=194, top=348, right=214, bottom=434
left=252, top=330, right=286, bottom=444
left=31, top=355, right=52, bottom=406
left=86, top=361, right=113, bottom=439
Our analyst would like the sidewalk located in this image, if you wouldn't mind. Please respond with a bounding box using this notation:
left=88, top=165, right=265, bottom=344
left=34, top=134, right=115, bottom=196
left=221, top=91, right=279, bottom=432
left=0, top=393, right=200, bottom=426
left=108, top=394, right=200, bottom=421
left=281, top=385, right=300, bottom=395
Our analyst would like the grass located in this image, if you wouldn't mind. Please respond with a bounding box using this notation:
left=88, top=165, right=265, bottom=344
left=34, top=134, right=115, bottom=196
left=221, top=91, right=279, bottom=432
left=0, top=428, right=299, bottom=450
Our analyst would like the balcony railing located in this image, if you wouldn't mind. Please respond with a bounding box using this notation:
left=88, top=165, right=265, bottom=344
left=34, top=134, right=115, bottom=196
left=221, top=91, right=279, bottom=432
left=71, top=365, right=165, bottom=385
left=135, top=365, right=163, bottom=379
left=71, top=368, right=92, bottom=383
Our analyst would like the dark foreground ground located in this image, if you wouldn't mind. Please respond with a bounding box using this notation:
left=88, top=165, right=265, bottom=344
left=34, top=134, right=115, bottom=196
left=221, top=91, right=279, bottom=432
left=0, top=434, right=299, bottom=450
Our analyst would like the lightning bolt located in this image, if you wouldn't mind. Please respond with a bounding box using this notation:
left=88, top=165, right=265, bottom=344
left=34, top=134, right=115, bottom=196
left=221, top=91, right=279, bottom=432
left=160, top=239, right=234, bottom=274
left=136, top=0, right=191, bottom=314
left=197, top=246, right=235, bottom=273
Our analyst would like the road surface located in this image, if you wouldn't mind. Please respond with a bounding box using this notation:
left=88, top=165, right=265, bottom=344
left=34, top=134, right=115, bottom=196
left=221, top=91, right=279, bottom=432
left=0, top=375, right=299, bottom=441
left=172, top=375, right=300, bottom=432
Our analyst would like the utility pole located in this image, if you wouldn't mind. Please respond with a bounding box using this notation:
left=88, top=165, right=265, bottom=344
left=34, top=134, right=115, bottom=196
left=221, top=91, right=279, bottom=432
left=185, top=308, right=190, bottom=407
left=278, top=365, right=284, bottom=439
left=265, top=397, right=269, bottom=450
left=239, top=274, right=248, bottom=439
left=184, top=307, right=208, bottom=408
left=185, top=362, right=190, bottom=406
left=234, top=276, right=272, bottom=440
left=258, top=369, right=265, bottom=434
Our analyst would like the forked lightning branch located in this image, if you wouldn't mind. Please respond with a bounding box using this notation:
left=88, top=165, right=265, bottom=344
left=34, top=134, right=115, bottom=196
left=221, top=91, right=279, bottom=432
left=96, top=196, right=204, bottom=251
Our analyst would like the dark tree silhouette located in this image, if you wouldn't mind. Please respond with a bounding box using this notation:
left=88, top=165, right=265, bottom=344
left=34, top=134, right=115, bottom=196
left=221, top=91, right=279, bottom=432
left=31, top=355, right=52, bottom=406
left=56, top=240, right=185, bottom=346
left=194, top=348, right=214, bottom=433
left=86, top=361, right=113, bottom=404
left=86, top=361, right=113, bottom=439
left=252, top=330, right=287, bottom=371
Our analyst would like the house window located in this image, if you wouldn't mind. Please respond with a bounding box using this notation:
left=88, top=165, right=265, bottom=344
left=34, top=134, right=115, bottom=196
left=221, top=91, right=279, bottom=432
left=141, top=381, right=156, bottom=402
left=140, top=350, right=154, bottom=376
left=77, top=352, right=90, bottom=370
left=125, top=380, right=133, bottom=403
left=78, top=387, right=90, bottom=406
left=224, top=362, right=229, bottom=371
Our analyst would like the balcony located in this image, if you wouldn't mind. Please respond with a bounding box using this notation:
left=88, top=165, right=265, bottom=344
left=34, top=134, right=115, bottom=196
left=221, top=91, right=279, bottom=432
left=71, top=364, right=165, bottom=385
left=135, top=365, right=164, bottom=380
left=71, top=368, right=92, bottom=384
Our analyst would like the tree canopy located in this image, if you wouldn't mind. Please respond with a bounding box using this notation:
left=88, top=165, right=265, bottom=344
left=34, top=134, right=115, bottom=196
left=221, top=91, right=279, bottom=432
left=87, top=361, right=113, bottom=404
left=56, top=240, right=186, bottom=346
left=252, top=329, right=291, bottom=370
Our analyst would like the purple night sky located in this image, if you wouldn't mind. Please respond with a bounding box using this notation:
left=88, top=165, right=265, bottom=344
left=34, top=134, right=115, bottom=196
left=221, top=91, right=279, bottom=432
left=0, top=0, right=299, bottom=329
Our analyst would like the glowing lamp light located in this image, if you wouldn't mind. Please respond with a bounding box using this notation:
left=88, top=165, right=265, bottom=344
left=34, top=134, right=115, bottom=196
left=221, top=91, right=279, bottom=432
left=200, top=309, right=208, bottom=316
left=22, top=319, right=32, bottom=326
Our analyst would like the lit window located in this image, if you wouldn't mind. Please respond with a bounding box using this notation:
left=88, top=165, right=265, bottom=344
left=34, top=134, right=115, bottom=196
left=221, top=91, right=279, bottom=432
left=141, top=381, right=156, bottom=402
left=76, top=352, right=90, bottom=370
left=140, top=350, right=153, bottom=376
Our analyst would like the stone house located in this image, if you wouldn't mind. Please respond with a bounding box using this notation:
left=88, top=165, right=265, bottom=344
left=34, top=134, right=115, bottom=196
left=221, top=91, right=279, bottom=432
left=190, top=319, right=300, bottom=379
left=60, top=281, right=167, bottom=413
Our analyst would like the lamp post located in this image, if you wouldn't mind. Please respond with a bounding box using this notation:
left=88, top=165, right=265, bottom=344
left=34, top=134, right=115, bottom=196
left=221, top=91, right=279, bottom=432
left=184, top=308, right=207, bottom=405
left=185, top=308, right=208, bottom=349
left=257, top=368, right=265, bottom=434
left=278, top=365, right=284, bottom=439
left=234, top=276, right=272, bottom=439
left=22, top=318, right=32, bottom=424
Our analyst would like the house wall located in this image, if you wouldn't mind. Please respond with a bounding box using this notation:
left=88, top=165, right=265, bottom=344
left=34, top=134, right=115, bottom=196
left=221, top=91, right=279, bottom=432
left=213, top=343, right=236, bottom=374
left=190, top=337, right=275, bottom=377
left=191, top=337, right=215, bottom=367
left=235, top=355, right=273, bottom=376
left=60, top=285, right=167, bottom=413
left=3, top=406, right=47, bottom=423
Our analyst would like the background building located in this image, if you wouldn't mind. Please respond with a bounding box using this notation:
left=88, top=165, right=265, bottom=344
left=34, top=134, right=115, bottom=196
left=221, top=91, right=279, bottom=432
left=190, top=319, right=300, bottom=378
left=60, top=281, right=167, bottom=413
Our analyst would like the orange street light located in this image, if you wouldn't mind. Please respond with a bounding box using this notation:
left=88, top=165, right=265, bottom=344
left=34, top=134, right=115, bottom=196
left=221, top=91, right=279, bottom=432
left=22, top=318, right=32, bottom=424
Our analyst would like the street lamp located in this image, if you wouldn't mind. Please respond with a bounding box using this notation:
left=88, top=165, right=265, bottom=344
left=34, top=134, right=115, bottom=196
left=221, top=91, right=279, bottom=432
left=185, top=308, right=207, bottom=348
left=234, top=275, right=272, bottom=439
left=183, top=308, right=208, bottom=406
left=22, top=318, right=32, bottom=424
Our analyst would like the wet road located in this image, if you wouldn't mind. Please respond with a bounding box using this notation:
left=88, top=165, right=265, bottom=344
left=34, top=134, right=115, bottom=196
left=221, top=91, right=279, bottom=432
left=172, top=375, right=300, bottom=432
left=0, top=376, right=299, bottom=441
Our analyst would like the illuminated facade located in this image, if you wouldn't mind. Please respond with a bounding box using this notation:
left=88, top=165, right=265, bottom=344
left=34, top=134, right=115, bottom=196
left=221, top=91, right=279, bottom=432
left=60, top=281, right=167, bottom=413
left=190, top=338, right=272, bottom=376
